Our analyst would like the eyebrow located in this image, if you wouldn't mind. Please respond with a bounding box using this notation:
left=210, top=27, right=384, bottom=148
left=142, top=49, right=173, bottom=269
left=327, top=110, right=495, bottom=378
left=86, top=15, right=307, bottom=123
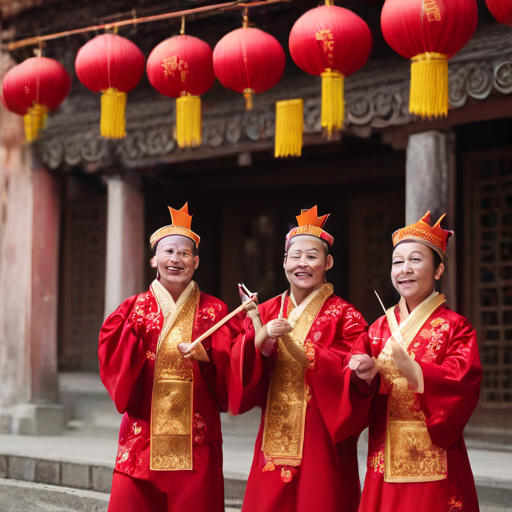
left=290, top=248, right=319, bottom=253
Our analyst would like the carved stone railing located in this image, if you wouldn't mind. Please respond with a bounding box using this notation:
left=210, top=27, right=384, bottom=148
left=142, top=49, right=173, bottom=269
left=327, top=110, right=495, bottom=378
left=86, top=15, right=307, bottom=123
left=39, top=25, right=512, bottom=169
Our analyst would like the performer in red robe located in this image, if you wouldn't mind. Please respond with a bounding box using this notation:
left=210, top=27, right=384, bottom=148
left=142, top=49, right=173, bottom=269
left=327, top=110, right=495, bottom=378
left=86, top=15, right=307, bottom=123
left=231, top=206, right=373, bottom=512
left=349, top=212, right=482, bottom=512
left=99, top=204, right=234, bottom=512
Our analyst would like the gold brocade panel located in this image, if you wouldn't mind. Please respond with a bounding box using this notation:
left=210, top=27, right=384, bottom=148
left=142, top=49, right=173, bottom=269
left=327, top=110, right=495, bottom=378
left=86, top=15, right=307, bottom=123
left=150, top=285, right=199, bottom=471
left=262, top=284, right=332, bottom=467
left=378, top=294, right=448, bottom=483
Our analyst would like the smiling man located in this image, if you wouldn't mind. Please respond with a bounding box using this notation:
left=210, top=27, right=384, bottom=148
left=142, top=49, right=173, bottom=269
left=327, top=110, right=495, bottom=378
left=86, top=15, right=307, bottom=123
left=230, top=206, right=373, bottom=512
left=98, top=203, right=234, bottom=512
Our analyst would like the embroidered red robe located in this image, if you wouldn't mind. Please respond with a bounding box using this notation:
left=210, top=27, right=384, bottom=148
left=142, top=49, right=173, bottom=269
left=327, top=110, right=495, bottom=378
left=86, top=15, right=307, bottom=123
left=353, top=303, right=482, bottom=512
left=230, top=285, right=371, bottom=512
left=98, top=282, right=233, bottom=512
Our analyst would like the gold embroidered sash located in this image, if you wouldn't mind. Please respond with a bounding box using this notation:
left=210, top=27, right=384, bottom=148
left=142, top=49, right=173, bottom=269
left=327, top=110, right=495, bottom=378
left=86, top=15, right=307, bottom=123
left=150, top=282, right=199, bottom=471
left=379, top=292, right=448, bottom=483
left=262, top=284, right=333, bottom=467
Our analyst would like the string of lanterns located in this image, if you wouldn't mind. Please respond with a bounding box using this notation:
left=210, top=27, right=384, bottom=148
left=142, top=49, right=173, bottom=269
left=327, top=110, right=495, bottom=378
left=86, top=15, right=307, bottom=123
left=1, top=0, right=499, bottom=158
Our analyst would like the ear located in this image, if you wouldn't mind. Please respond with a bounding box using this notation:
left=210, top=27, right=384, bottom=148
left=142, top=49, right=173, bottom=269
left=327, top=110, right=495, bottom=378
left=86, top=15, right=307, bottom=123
left=194, top=255, right=200, bottom=270
left=435, top=262, right=445, bottom=281
left=326, top=254, right=334, bottom=271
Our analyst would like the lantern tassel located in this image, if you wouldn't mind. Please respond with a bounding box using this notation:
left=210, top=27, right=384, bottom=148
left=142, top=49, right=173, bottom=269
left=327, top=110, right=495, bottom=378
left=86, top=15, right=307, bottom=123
left=24, top=103, right=49, bottom=142
left=101, top=88, right=127, bottom=139
left=321, top=69, right=344, bottom=140
left=244, top=88, right=254, bottom=111
left=410, top=52, right=448, bottom=119
left=275, top=99, right=303, bottom=158
left=176, top=95, right=202, bottom=148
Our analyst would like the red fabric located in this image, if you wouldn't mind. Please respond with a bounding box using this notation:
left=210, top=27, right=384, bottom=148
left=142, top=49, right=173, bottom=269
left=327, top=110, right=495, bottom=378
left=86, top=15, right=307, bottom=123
left=213, top=27, right=285, bottom=94
left=75, top=34, right=145, bottom=93
left=289, top=5, right=372, bottom=77
left=2, top=57, right=70, bottom=115
left=381, top=0, right=478, bottom=59
left=351, top=305, right=482, bottom=512
left=230, top=293, right=370, bottom=512
left=486, top=0, right=512, bottom=26
left=147, top=35, right=215, bottom=98
left=98, top=287, right=232, bottom=512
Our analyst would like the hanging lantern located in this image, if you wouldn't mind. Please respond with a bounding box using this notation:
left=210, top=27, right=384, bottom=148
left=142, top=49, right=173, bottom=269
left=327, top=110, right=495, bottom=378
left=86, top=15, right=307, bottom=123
left=147, top=26, right=214, bottom=148
left=289, top=0, right=372, bottom=139
left=75, top=33, right=145, bottom=139
left=381, top=0, right=478, bottom=119
left=213, top=13, right=285, bottom=110
left=486, top=0, right=512, bottom=26
left=2, top=56, right=70, bottom=142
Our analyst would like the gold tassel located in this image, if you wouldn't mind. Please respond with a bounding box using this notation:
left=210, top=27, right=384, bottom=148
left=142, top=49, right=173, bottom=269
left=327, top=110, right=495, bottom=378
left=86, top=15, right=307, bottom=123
left=321, top=69, right=344, bottom=140
left=100, top=88, right=127, bottom=139
left=176, top=95, right=201, bottom=148
left=410, top=52, right=448, bottom=119
left=24, top=103, right=49, bottom=142
left=274, top=99, right=303, bottom=158
left=244, top=88, right=254, bottom=111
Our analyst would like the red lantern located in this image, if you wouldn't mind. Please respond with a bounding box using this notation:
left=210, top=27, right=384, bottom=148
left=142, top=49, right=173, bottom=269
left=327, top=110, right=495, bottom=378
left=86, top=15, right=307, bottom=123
left=75, top=33, right=145, bottom=139
left=289, top=1, right=372, bottom=138
left=213, top=15, right=285, bottom=110
left=486, top=0, right=512, bottom=26
left=381, top=0, right=478, bottom=118
left=147, top=34, right=214, bottom=148
left=2, top=56, right=70, bottom=142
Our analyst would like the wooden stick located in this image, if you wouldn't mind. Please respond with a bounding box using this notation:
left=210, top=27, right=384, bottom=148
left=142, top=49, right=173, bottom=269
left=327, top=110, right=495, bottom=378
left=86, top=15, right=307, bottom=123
left=374, top=290, right=404, bottom=345
left=187, top=297, right=257, bottom=352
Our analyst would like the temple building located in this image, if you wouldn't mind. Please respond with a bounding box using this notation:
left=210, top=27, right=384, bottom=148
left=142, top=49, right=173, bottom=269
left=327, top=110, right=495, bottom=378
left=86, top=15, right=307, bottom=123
left=0, top=0, right=511, bottom=440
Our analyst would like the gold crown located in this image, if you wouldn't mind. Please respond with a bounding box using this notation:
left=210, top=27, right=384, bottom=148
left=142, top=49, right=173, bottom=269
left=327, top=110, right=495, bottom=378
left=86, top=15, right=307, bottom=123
left=286, top=205, right=334, bottom=248
left=150, top=203, right=200, bottom=249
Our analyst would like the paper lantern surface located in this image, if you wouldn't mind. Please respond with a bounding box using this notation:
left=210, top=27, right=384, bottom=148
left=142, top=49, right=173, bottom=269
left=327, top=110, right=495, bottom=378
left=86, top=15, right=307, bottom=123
left=486, top=0, right=512, bottom=26
left=147, top=35, right=214, bottom=98
left=289, top=5, right=372, bottom=77
left=213, top=27, right=285, bottom=95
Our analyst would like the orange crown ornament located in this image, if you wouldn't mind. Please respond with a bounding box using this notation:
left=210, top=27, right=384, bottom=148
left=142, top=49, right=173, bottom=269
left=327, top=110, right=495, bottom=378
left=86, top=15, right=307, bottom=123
left=392, top=211, right=453, bottom=261
left=150, top=203, right=201, bottom=249
left=286, top=205, right=334, bottom=249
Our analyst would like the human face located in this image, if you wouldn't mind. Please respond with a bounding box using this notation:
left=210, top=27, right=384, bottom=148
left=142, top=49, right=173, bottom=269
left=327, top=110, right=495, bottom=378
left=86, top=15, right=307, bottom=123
left=391, top=242, right=444, bottom=308
left=155, top=236, right=199, bottom=291
left=284, top=238, right=333, bottom=292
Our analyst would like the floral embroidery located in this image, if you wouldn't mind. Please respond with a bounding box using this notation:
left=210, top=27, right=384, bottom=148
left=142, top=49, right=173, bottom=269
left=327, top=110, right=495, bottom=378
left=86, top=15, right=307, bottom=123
left=145, top=311, right=161, bottom=333
left=324, top=303, right=343, bottom=318
left=448, top=496, right=463, bottom=511
left=304, top=340, right=315, bottom=369
left=193, top=412, right=207, bottom=444
left=132, top=422, right=142, bottom=435
left=368, top=448, right=385, bottom=474
left=419, top=317, right=450, bottom=362
left=130, top=292, right=161, bottom=334
left=146, top=351, right=156, bottom=360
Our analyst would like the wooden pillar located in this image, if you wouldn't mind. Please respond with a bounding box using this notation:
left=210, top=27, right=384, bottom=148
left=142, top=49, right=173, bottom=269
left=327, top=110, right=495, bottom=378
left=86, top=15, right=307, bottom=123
left=406, top=130, right=457, bottom=307
left=104, top=176, right=145, bottom=318
left=0, top=147, right=66, bottom=434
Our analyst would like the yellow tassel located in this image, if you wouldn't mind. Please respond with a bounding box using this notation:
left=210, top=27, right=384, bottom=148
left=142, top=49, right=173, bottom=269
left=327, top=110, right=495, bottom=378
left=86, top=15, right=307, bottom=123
left=244, top=88, right=254, bottom=111
left=176, top=95, right=202, bottom=148
left=274, top=99, right=303, bottom=158
left=321, top=69, right=344, bottom=140
left=410, top=52, right=448, bottom=119
left=100, top=88, right=127, bottom=139
left=23, top=103, right=49, bottom=143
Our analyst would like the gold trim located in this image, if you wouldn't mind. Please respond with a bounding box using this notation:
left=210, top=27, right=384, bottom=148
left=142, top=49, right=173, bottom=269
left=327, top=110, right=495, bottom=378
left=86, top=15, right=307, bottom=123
left=150, top=225, right=200, bottom=249
left=262, top=283, right=333, bottom=466
left=150, top=284, right=199, bottom=471
left=379, top=293, right=448, bottom=483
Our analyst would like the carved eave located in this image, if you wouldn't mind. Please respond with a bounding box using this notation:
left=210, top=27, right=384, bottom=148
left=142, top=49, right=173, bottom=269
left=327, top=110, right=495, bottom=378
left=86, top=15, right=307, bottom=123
left=38, top=25, right=512, bottom=171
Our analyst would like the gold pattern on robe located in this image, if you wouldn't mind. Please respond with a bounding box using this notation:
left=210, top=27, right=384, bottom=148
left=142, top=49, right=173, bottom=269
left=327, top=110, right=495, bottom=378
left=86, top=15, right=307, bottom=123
left=262, top=284, right=333, bottom=467
left=150, top=282, right=199, bottom=471
left=379, top=293, right=448, bottom=483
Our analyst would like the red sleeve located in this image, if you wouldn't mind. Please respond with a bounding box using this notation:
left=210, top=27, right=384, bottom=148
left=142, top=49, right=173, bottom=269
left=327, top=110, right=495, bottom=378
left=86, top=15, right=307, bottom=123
left=196, top=300, right=233, bottom=413
left=98, top=295, right=148, bottom=414
left=307, top=305, right=373, bottom=445
left=416, top=317, right=482, bottom=449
